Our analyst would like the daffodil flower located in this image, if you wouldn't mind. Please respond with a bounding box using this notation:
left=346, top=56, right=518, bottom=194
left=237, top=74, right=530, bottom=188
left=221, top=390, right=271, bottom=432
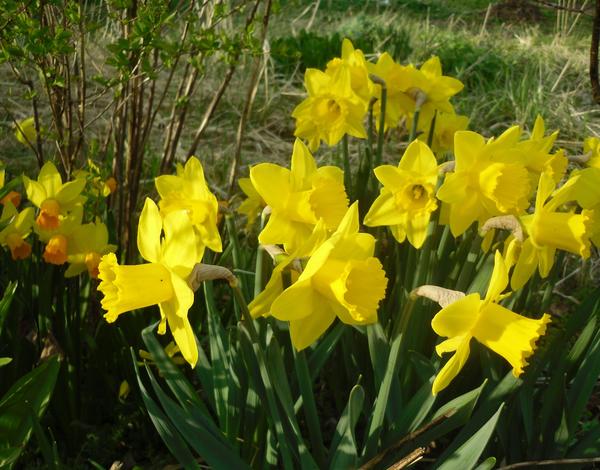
left=511, top=172, right=592, bottom=290
left=23, top=161, right=86, bottom=231
left=550, top=167, right=600, bottom=247
left=431, top=251, right=551, bottom=395
left=584, top=136, right=600, bottom=168
left=417, top=111, right=469, bottom=154
left=249, top=220, right=329, bottom=319
left=0, top=203, right=34, bottom=260
left=66, top=221, right=117, bottom=278
left=98, top=198, right=199, bottom=368
left=251, top=139, right=348, bottom=253
left=367, top=52, right=413, bottom=130
left=14, top=117, right=37, bottom=146
left=437, top=129, right=530, bottom=237
left=326, top=38, right=374, bottom=104
left=516, top=115, right=567, bottom=188
left=292, top=67, right=367, bottom=151
left=236, top=177, right=265, bottom=229
left=155, top=156, right=221, bottom=261
left=268, top=203, right=387, bottom=350
left=365, top=141, right=439, bottom=248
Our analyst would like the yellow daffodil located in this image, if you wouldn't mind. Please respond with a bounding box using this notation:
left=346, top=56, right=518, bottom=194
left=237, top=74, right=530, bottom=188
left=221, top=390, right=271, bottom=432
left=236, top=177, right=265, bottom=229
left=14, top=117, right=37, bottom=146
left=404, top=56, right=464, bottom=134
left=326, top=38, right=373, bottom=104
left=550, top=167, right=600, bottom=247
left=66, top=221, right=117, bottom=278
left=417, top=111, right=469, bottom=154
left=517, top=116, right=567, bottom=188
left=437, top=129, right=530, bottom=237
left=431, top=251, right=551, bottom=395
left=511, top=172, right=592, bottom=290
left=584, top=136, right=600, bottom=168
left=43, top=234, right=69, bottom=265
left=98, top=198, right=199, bottom=367
left=23, top=161, right=86, bottom=231
left=0, top=168, right=22, bottom=208
left=0, top=203, right=34, bottom=260
left=367, top=52, right=413, bottom=130
left=292, top=67, right=367, bottom=151
left=364, top=141, right=439, bottom=248
left=250, top=139, right=348, bottom=253
left=268, top=203, right=387, bottom=350
left=249, top=220, right=329, bottom=318
left=155, top=156, right=222, bottom=261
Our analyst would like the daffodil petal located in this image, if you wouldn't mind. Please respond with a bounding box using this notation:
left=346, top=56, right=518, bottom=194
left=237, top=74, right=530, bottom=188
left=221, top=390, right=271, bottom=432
left=431, top=293, right=481, bottom=338
left=23, top=176, right=46, bottom=208
left=484, top=251, right=509, bottom=303
left=55, top=178, right=86, bottom=204
left=271, top=279, right=319, bottom=321
left=432, top=337, right=471, bottom=395
left=289, top=307, right=336, bottom=351
left=163, top=210, right=198, bottom=274
left=137, top=198, right=162, bottom=263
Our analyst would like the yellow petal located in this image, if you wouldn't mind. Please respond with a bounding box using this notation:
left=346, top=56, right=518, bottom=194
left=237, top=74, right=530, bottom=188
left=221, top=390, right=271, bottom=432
left=431, top=293, right=481, bottom=338
left=23, top=176, right=47, bottom=208
left=37, top=162, right=62, bottom=197
left=511, top=238, right=538, bottom=291
left=397, top=140, right=438, bottom=176
left=249, top=256, right=295, bottom=318
left=473, top=304, right=550, bottom=376
left=289, top=308, right=337, bottom=351
left=432, top=337, right=471, bottom=395
left=137, top=198, right=162, bottom=263
left=271, top=279, right=320, bottom=321
left=163, top=301, right=198, bottom=368
left=484, top=251, right=509, bottom=303
left=406, top=210, right=431, bottom=249
left=250, top=163, right=291, bottom=209
left=364, top=190, right=403, bottom=226
left=290, top=139, right=317, bottom=190
left=55, top=178, right=86, bottom=205
left=454, top=131, right=486, bottom=171
left=162, top=210, right=198, bottom=275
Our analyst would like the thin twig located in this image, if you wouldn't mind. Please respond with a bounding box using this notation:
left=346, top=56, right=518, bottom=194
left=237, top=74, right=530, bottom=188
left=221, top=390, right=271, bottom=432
left=226, top=0, right=273, bottom=198
left=498, top=457, right=600, bottom=469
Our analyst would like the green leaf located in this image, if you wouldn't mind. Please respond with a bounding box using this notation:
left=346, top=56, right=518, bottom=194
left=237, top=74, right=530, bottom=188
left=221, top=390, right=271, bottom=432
left=473, top=456, right=496, bottom=470
left=0, top=282, right=18, bottom=336
left=391, top=381, right=487, bottom=457
left=393, top=377, right=436, bottom=437
left=0, top=356, right=60, bottom=469
left=308, top=323, right=345, bottom=381
left=130, top=349, right=199, bottom=470
left=143, top=363, right=248, bottom=469
left=0, top=358, right=12, bottom=368
left=140, top=323, right=210, bottom=417
left=435, top=404, right=504, bottom=469
left=566, top=329, right=600, bottom=438
left=329, top=385, right=365, bottom=470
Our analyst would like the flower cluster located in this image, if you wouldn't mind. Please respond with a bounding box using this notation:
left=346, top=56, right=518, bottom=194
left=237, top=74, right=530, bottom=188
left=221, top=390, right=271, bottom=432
left=97, top=157, right=222, bottom=368
left=292, top=39, right=466, bottom=152
left=0, top=161, right=116, bottom=277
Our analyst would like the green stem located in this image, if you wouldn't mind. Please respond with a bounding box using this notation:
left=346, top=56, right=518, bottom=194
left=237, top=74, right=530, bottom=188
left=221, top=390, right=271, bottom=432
left=363, top=294, right=418, bottom=458
left=368, top=74, right=387, bottom=169
left=408, top=107, right=421, bottom=143
left=426, top=110, right=437, bottom=148
left=293, top=348, right=327, bottom=467
left=254, top=210, right=268, bottom=298
left=455, top=234, right=483, bottom=293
